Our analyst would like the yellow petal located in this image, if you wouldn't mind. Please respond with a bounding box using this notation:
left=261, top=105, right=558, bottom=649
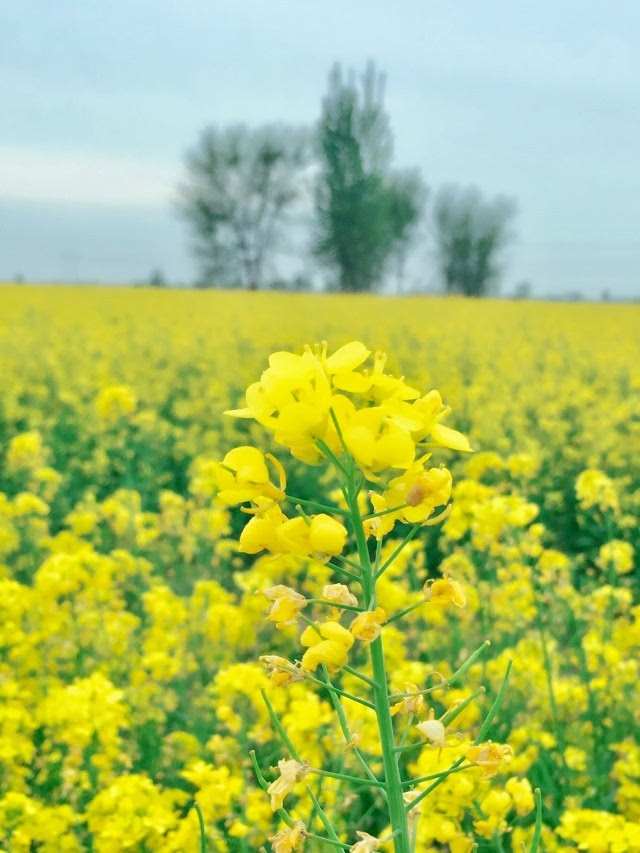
left=332, top=372, right=373, bottom=393
left=325, top=342, right=370, bottom=373
left=430, top=424, right=472, bottom=452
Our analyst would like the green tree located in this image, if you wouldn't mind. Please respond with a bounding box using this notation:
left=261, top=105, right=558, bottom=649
left=433, top=185, right=516, bottom=297
left=314, top=63, right=425, bottom=292
left=178, top=124, right=310, bottom=289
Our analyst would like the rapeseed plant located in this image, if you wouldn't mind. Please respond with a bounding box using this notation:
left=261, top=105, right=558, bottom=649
left=213, top=341, right=533, bottom=851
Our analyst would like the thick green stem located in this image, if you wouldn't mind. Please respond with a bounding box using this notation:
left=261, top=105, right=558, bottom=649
left=348, top=473, right=411, bottom=853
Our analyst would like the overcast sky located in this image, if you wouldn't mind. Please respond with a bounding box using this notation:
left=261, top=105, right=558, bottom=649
left=2, top=0, right=639, bottom=296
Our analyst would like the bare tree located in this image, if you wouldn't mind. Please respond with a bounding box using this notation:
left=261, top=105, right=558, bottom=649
left=178, top=124, right=310, bottom=288
left=433, top=186, right=516, bottom=297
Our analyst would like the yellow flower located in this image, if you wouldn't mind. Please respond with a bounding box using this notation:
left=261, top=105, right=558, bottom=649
left=226, top=348, right=332, bottom=464
left=339, top=404, right=416, bottom=475
left=267, top=759, right=310, bottom=811
left=349, top=831, right=381, bottom=852
left=465, top=742, right=513, bottom=778
left=505, top=777, right=535, bottom=815
left=7, top=430, right=45, bottom=470
left=575, top=468, right=618, bottom=513
left=350, top=607, right=386, bottom=643
left=238, top=502, right=287, bottom=554
left=95, top=384, right=137, bottom=420
left=216, top=446, right=285, bottom=504
left=424, top=577, right=466, bottom=608
left=390, top=682, right=425, bottom=717
left=403, top=790, right=423, bottom=829
left=597, top=540, right=634, bottom=575
left=269, top=821, right=307, bottom=852
left=300, top=621, right=354, bottom=672
left=308, top=514, right=348, bottom=555
left=260, top=655, right=305, bottom=686
left=262, top=585, right=307, bottom=628
left=382, top=390, right=472, bottom=451
left=239, top=506, right=347, bottom=559
left=320, top=583, right=359, bottom=618
left=370, top=460, right=452, bottom=535
left=321, top=340, right=371, bottom=379
left=415, top=717, right=447, bottom=748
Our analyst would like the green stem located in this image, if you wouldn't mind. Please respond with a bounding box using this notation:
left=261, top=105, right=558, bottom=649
left=250, top=750, right=295, bottom=828
left=386, top=599, right=425, bottom=625
left=316, top=437, right=348, bottom=476
left=441, top=687, right=486, bottom=727
left=404, top=756, right=466, bottom=812
left=261, top=688, right=301, bottom=760
left=303, top=670, right=375, bottom=710
left=261, top=689, right=341, bottom=841
left=531, top=586, right=570, bottom=788
left=319, top=665, right=384, bottom=791
left=474, top=659, right=512, bottom=743
left=286, top=494, right=349, bottom=516
left=306, top=786, right=341, bottom=843
left=343, top=664, right=377, bottom=688
left=530, top=788, right=543, bottom=852
left=325, top=561, right=361, bottom=583
left=309, top=767, right=387, bottom=789
left=193, top=802, right=206, bottom=853
left=305, top=835, right=350, bottom=850
left=331, top=552, right=365, bottom=572
left=362, top=503, right=411, bottom=520
left=348, top=474, right=411, bottom=853
left=448, top=640, right=492, bottom=686
left=402, top=763, right=472, bottom=786
left=376, top=525, right=421, bottom=578
left=398, top=714, right=414, bottom=750
left=307, top=598, right=364, bottom=613
left=407, top=660, right=513, bottom=813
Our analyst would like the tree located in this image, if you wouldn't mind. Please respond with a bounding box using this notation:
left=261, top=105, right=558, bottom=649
left=513, top=280, right=532, bottom=300
left=314, top=62, right=425, bottom=292
left=433, top=186, right=516, bottom=297
left=178, top=124, right=310, bottom=289
left=148, top=268, right=167, bottom=288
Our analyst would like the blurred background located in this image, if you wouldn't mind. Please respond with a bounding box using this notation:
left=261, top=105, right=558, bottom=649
left=1, top=0, right=639, bottom=299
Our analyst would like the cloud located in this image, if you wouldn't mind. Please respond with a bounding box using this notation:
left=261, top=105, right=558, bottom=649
left=0, top=146, right=180, bottom=207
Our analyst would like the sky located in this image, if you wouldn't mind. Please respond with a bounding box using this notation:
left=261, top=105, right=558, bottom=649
left=1, top=0, right=639, bottom=297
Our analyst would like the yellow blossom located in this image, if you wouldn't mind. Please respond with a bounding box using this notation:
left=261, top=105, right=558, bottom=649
left=505, top=776, right=535, bottom=815
left=321, top=582, right=359, bottom=618
left=350, top=607, right=386, bottom=643
left=300, top=621, right=355, bottom=672
left=424, top=577, right=466, bottom=608
left=350, top=831, right=381, bottom=852
left=465, top=742, right=513, bottom=778
left=262, top=585, right=307, bottom=628
left=269, top=821, right=307, bottom=852
left=216, top=446, right=285, bottom=504
left=416, top=716, right=447, bottom=748
left=266, top=759, right=310, bottom=811
left=95, top=384, right=137, bottom=420
left=597, top=540, right=634, bottom=575
left=260, top=655, right=305, bottom=686
left=390, top=682, right=425, bottom=717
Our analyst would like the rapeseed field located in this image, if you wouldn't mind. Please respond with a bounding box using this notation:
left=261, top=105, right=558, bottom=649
left=0, top=285, right=639, bottom=851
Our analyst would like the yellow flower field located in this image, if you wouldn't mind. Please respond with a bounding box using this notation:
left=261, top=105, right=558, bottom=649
left=0, top=285, right=639, bottom=851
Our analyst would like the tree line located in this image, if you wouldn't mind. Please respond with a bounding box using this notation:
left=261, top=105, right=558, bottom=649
left=178, top=62, right=516, bottom=295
